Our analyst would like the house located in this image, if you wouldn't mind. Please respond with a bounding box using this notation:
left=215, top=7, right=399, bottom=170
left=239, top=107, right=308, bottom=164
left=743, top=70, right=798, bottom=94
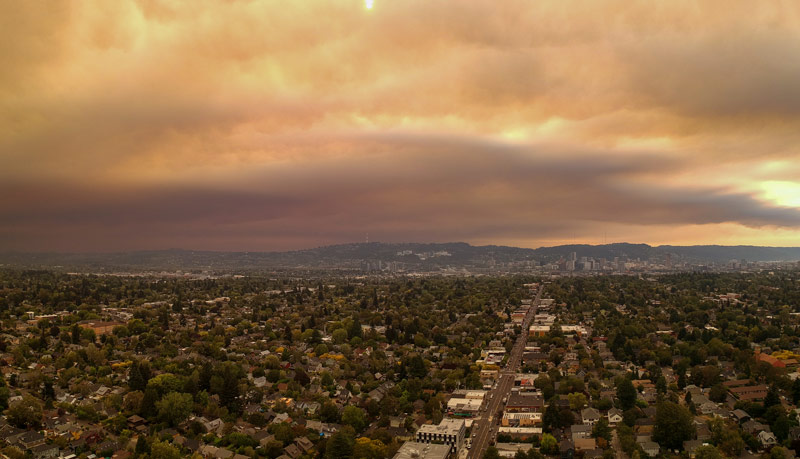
left=731, top=409, right=751, bottom=424
left=305, top=420, right=339, bottom=437
left=581, top=408, right=601, bottom=425
left=0, top=426, right=25, bottom=446
left=199, top=445, right=235, bottom=459
left=96, top=440, right=119, bottom=453
left=639, top=441, right=660, bottom=456
left=698, top=401, right=719, bottom=415
left=607, top=408, right=623, bottom=426
left=295, top=437, right=313, bottom=454
left=574, top=438, right=596, bottom=452
left=184, top=438, right=201, bottom=452
left=696, top=424, right=712, bottom=442
left=789, top=426, right=800, bottom=444
left=758, top=431, right=777, bottom=447
left=127, top=415, right=146, bottom=428
left=742, top=420, right=769, bottom=435
left=31, top=443, right=59, bottom=459
left=559, top=439, right=574, bottom=459
left=283, top=444, right=302, bottom=459
left=790, top=427, right=800, bottom=453
left=204, top=418, right=226, bottom=435
left=570, top=425, right=592, bottom=442
left=16, top=430, right=46, bottom=449
left=683, top=440, right=703, bottom=456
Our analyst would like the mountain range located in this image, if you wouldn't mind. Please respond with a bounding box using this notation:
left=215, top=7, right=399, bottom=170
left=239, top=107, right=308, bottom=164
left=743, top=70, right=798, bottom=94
left=1, top=242, right=800, bottom=272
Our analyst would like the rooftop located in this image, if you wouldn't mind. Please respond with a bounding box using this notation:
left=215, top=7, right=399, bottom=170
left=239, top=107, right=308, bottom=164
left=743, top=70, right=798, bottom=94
left=393, top=441, right=451, bottom=459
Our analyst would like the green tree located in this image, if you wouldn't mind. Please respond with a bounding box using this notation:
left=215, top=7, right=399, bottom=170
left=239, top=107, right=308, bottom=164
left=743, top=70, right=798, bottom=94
left=764, top=385, right=780, bottom=408
left=652, top=401, right=695, bottom=450
left=172, top=294, right=183, bottom=313
left=270, top=422, right=296, bottom=445
left=6, top=395, right=43, bottom=428
left=655, top=376, right=667, bottom=394
left=156, top=392, right=193, bottom=426
left=1, top=446, right=25, bottom=459
left=150, top=440, right=182, bottom=459
left=134, top=436, right=150, bottom=457
left=791, top=377, right=800, bottom=404
left=540, top=433, right=558, bottom=455
left=406, top=355, right=427, bottom=379
left=617, top=377, right=637, bottom=410
left=543, top=403, right=560, bottom=432
left=708, top=417, right=745, bottom=456
left=568, top=392, right=587, bottom=410
left=129, top=361, right=147, bottom=392
left=349, top=316, right=363, bottom=339
left=217, top=362, right=243, bottom=413
left=0, top=376, right=9, bottom=411
left=695, top=445, right=722, bottom=459
left=592, top=418, right=612, bottom=443
left=534, top=374, right=555, bottom=400
left=320, top=401, right=341, bottom=423
left=332, top=328, right=348, bottom=344
left=772, top=413, right=792, bottom=442
left=353, top=437, right=387, bottom=459
left=326, top=427, right=356, bottom=459
left=708, top=384, right=727, bottom=403
left=140, top=386, right=159, bottom=418
left=483, top=446, right=501, bottom=459
left=342, top=405, right=368, bottom=432
left=262, top=440, right=283, bottom=458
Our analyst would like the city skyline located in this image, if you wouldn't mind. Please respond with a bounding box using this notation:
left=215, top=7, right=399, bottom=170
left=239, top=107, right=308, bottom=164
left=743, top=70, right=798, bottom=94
left=3, top=1, right=800, bottom=252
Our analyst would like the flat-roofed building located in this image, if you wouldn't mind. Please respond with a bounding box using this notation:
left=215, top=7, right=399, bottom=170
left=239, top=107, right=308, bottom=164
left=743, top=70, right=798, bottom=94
left=416, top=419, right=465, bottom=455
left=501, top=411, right=542, bottom=427
left=560, top=325, right=588, bottom=337
left=729, top=385, right=769, bottom=402
left=497, top=427, right=543, bottom=439
left=505, top=392, right=544, bottom=412
left=529, top=325, right=550, bottom=337
left=446, top=398, right=482, bottom=416
left=393, top=441, right=451, bottom=459
left=451, top=390, right=487, bottom=400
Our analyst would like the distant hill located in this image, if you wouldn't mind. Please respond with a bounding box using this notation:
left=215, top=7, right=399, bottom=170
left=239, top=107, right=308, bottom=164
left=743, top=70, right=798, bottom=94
left=656, top=245, right=800, bottom=263
left=1, top=242, right=799, bottom=272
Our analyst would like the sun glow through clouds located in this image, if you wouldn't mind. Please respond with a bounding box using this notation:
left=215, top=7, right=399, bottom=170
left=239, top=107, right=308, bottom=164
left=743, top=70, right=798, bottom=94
left=365, top=0, right=373, bottom=10
left=761, top=181, right=800, bottom=208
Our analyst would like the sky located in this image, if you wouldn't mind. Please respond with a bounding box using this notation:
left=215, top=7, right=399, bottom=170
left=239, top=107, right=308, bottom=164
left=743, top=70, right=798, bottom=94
left=2, top=0, right=800, bottom=252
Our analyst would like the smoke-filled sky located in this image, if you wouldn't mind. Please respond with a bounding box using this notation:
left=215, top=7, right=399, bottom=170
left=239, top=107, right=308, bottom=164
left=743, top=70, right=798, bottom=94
left=3, top=0, right=800, bottom=252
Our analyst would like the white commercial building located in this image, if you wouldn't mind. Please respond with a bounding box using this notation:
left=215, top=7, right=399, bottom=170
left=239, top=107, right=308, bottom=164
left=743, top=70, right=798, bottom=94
left=446, top=398, right=482, bottom=415
left=416, top=418, right=466, bottom=455
left=393, top=441, right=451, bottom=459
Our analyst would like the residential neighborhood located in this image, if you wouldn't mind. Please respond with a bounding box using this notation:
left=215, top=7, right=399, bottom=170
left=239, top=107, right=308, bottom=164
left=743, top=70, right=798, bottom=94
left=0, top=268, right=799, bottom=459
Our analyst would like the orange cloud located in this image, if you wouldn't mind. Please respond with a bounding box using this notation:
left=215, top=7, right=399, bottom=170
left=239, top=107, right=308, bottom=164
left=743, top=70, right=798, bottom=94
left=1, top=0, right=799, bottom=251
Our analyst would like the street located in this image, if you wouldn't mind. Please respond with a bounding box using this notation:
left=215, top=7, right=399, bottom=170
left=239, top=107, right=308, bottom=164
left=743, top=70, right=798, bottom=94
left=467, top=286, right=543, bottom=459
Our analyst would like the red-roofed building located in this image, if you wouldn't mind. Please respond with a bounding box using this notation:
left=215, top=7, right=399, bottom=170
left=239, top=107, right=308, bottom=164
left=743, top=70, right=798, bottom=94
left=756, top=352, right=786, bottom=368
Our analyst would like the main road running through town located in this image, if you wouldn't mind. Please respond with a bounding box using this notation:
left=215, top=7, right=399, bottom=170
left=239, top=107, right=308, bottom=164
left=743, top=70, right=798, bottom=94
left=467, top=285, right=543, bottom=458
